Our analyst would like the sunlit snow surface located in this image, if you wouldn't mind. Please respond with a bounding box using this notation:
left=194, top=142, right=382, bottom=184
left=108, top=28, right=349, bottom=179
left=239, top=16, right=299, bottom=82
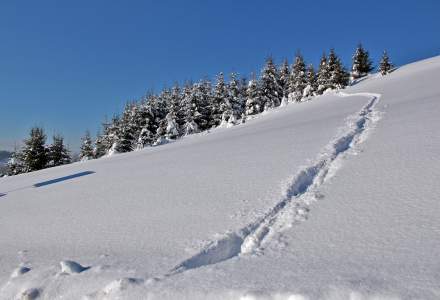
left=1, top=56, right=440, bottom=299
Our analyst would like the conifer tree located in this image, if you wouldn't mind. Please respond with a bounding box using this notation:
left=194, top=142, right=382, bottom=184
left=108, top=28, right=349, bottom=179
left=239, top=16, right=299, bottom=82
left=327, top=49, right=350, bottom=89
left=114, top=103, right=137, bottom=152
left=136, top=95, right=159, bottom=149
left=182, top=83, right=200, bottom=135
left=289, top=52, right=307, bottom=102
left=218, top=72, right=243, bottom=125
left=303, top=64, right=317, bottom=98
left=79, top=131, right=94, bottom=161
left=379, top=50, right=393, bottom=75
left=351, top=43, right=374, bottom=79
left=94, top=130, right=107, bottom=158
left=48, top=134, right=71, bottom=167
left=6, top=147, right=25, bottom=176
left=316, top=53, right=330, bottom=94
left=192, top=80, right=212, bottom=131
left=278, top=59, right=290, bottom=104
left=21, top=127, right=48, bottom=172
left=260, top=57, right=282, bottom=110
left=245, top=75, right=262, bottom=116
left=211, top=72, right=228, bottom=127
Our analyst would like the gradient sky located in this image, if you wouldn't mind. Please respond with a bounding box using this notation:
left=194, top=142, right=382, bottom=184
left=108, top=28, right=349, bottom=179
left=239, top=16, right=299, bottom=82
left=1, top=0, right=439, bottom=152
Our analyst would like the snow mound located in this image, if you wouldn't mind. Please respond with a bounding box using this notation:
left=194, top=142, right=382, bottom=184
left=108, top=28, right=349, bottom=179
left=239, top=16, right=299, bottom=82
left=60, top=260, right=89, bottom=274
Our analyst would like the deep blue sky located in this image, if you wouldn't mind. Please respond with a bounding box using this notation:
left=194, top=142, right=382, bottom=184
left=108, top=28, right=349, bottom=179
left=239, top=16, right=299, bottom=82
left=1, top=0, right=439, bottom=151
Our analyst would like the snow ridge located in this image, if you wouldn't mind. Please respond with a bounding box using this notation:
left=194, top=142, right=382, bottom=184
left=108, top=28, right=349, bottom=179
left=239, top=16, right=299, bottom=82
left=170, top=93, right=381, bottom=273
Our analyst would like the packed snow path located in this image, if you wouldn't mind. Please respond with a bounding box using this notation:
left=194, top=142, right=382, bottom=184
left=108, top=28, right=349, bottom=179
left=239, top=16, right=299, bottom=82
left=168, top=93, right=381, bottom=275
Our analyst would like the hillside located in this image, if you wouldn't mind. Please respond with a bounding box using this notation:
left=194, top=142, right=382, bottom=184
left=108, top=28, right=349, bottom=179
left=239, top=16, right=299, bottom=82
left=0, top=56, right=439, bottom=299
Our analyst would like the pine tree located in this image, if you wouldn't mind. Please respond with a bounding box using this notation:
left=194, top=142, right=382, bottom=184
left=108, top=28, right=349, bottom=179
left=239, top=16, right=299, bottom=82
left=351, top=43, right=374, bottom=79
left=303, top=64, right=317, bottom=99
left=21, top=127, right=48, bottom=172
left=192, top=80, right=213, bottom=131
left=327, top=49, right=350, bottom=90
left=245, top=75, right=262, bottom=116
left=260, top=57, right=282, bottom=110
left=114, top=103, right=137, bottom=152
left=278, top=59, right=290, bottom=104
left=211, top=72, right=228, bottom=127
left=379, top=50, right=393, bottom=75
left=220, top=72, right=244, bottom=125
left=6, top=147, right=25, bottom=176
left=182, top=83, right=200, bottom=135
left=79, top=131, right=94, bottom=161
left=94, top=130, right=107, bottom=158
left=48, top=134, right=71, bottom=167
left=289, top=52, right=307, bottom=102
left=316, top=53, right=330, bottom=95
left=136, top=95, right=159, bottom=149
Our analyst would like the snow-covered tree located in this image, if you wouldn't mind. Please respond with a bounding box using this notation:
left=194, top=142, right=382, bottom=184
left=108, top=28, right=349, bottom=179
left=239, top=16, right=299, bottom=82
left=94, top=130, right=107, bottom=158
left=316, top=53, right=330, bottom=95
left=327, top=49, right=350, bottom=90
left=289, top=52, right=307, bottom=102
left=114, top=103, right=138, bottom=152
left=245, top=75, right=262, bottom=116
left=182, top=83, right=200, bottom=135
left=278, top=59, right=290, bottom=104
left=303, top=64, right=317, bottom=99
left=222, top=72, right=244, bottom=125
left=351, top=43, right=374, bottom=79
left=21, top=127, right=48, bottom=172
left=6, top=147, right=25, bottom=176
left=192, top=80, right=212, bottom=131
left=379, top=50, right=393, bottom=75
left=211, top=72, right=228, bottom=127
left=48, top=134, right=71, bottom=167
left=79, top=131, right=94, bottom=161
left=260, top=57, right=282, bottom=110
left=136, top=95, right=159, bottom=149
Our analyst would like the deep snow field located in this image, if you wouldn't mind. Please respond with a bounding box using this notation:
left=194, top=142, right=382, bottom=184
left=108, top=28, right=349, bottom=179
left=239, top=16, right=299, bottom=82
left=1, top=56, right=439, bottom=300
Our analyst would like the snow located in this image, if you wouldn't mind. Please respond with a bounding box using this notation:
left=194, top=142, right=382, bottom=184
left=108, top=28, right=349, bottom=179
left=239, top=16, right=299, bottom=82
left=1, top=56, right=440, bottom=299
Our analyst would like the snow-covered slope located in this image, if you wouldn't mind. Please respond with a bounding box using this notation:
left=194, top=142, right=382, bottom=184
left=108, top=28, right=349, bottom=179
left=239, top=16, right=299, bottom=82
left=1, top=56, right=440, bottom=300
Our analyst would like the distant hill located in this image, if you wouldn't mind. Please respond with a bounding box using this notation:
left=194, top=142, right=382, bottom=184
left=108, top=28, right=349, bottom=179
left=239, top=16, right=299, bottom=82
left=0, top=150, right=11, bottom=164
left=0, top=151, right=11, bottom=175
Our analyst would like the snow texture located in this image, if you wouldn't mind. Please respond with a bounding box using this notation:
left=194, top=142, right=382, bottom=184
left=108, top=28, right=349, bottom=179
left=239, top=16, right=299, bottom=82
left=1, top=56, right=440, bottom=299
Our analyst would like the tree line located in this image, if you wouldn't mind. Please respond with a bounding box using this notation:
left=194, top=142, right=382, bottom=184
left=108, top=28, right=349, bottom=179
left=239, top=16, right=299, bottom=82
left=5, top=45, right=393, bottom=176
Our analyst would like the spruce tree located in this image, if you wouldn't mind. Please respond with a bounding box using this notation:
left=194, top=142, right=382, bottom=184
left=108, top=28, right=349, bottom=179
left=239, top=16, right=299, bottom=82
left=278, top=59, right=290, bottom=104
left=379, top=50, right=393, bottom=75
left=136, top=95, right=159, bottom=149
left=316, top=53, right=330, bottom=94
left=245, top=75, right=263, bottom=116
left=94, top=130, right=107, bottom=158
left=212, top=72, right=228, bottom=127
left=303, top=64, right=317, bottom=99
left=21, top=127, right=48, bottom=172
left=222, top=73, right=244, bottom=125
left=351, top=43, right=373, bottom=79
left=289, top=52, right=307, bottom=102
left=6, top=147, right=25, bottom=176
left=327, top=49, right=350, bottom=90
left=79, top=131, right=94, bottom=161
left=114, top=103, right=137, bottom=152
left=48, top=134, right=71, bottom=167
left=182, top=83, right=200, bottom=135
left=260, top=57, right=282, bottom=110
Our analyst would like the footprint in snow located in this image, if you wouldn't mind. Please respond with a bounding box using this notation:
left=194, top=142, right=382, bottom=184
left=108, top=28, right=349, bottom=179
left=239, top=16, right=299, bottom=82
left=11, top=266, right=31, bottom=278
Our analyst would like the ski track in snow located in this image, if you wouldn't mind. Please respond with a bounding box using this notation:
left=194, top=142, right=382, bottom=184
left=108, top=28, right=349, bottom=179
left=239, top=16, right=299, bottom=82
left=166, top=92, right=382, bottom=276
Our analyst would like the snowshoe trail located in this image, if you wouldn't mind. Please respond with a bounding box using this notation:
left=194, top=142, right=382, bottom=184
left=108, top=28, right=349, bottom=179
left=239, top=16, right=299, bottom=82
left=170, top=92, right=382, bottom=273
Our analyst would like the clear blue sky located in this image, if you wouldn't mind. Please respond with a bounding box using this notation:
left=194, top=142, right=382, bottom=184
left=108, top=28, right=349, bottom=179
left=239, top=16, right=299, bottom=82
left=1, top=0, right=439, bottom=152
